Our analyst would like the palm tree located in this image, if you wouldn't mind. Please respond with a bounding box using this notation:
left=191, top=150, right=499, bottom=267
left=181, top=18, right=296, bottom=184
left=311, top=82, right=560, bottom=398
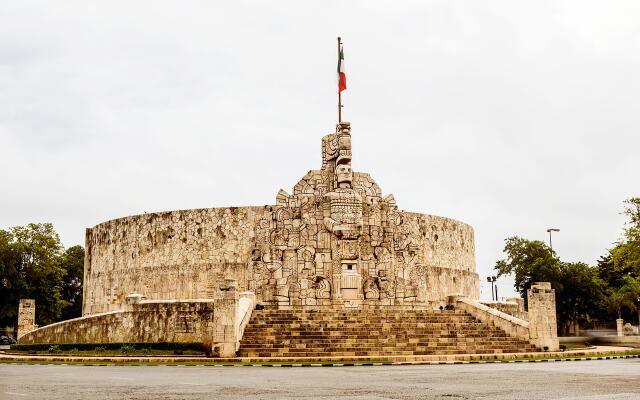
left=607, top=276, right=640, bottom=324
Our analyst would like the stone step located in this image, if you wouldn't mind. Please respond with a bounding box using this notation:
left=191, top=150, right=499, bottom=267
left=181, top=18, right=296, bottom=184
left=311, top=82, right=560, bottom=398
left=241, top=339, right=529, bottom=346
left=240, top=344, right=535, bottom=351
left=238, top=308, right=537, bottom=357
left=241, top=334, right=513, bottom=341
left=240, top=346, right=537, bottom=354
left=248, top=321, right=479, bottom=325
left=239, top=339, right=534, bottom=346
left=239, top=348, right=532, bottom=357
left=250, top=319, right=477, bottom=323
left=243, top=328, right=505, bottom=334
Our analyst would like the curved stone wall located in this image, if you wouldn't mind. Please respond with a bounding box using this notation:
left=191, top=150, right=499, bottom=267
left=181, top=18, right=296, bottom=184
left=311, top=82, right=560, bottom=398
left=83, top=207, right=477, bottom=315
left=83, top=207, right=266, bottom=315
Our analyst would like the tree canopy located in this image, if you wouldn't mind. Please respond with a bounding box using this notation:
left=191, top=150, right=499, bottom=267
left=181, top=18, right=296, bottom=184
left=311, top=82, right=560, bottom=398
left=496, top=198, right=640, bottom=331
left=0, top=223, right=84, bottom=328
left=494, top=237, right=605, bottom=330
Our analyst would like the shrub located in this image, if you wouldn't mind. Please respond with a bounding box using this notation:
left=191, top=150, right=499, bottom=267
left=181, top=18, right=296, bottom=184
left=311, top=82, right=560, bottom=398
left=48, top=345, right=61, bottom=353
left=10, top=342, right=203, bottom=352
left=120, top=344, right=135, bottom=353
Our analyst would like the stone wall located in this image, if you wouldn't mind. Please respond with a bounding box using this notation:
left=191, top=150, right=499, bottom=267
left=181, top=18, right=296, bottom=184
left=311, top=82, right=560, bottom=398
left=21, top=283, right=253, bottom=357
left=82, top=207, right=477, bottom=314
left=83, top=207, right=265, bottom=315
left=21, top=300, right=215, bottom=344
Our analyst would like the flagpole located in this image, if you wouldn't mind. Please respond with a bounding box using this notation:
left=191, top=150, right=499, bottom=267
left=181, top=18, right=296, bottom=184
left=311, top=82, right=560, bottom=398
left=337, top=36, right=342, bottom=123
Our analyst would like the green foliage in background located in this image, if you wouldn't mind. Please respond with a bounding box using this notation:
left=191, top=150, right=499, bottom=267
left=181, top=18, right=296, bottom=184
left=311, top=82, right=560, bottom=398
left=0, top=223, right=84, bottom=328
left=496, top=198, right=640, bottom=331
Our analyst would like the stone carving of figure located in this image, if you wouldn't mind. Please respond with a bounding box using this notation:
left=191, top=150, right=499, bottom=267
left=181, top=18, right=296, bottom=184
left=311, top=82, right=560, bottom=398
left=363, top=277, right=380, bottom=300
left=322, top=160, right=363, bottom=239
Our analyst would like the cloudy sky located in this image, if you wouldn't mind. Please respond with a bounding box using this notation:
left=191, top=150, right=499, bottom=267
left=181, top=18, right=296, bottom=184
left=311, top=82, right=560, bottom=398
left=1, top=1, right=639, bottom=300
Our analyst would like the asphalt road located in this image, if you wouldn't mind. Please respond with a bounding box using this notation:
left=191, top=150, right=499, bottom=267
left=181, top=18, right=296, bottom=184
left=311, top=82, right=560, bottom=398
left=1, top=359, right=639, bottom=399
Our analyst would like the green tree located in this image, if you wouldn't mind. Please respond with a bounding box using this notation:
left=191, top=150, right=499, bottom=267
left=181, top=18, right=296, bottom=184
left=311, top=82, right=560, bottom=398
left=0, top=223, right=79, bottom=327
left=494, top=236, right=561, bottom=300
left=59, top=245, right=84, bottom=320
left=597, top=198, right=640, bottom=322
left=556, top=261, right=606, bottom=332
left=0, top=229, right=23, bottom=325
left=607, top=275, right=640, bottom=323
left=495, top=237, right=606, bottom=333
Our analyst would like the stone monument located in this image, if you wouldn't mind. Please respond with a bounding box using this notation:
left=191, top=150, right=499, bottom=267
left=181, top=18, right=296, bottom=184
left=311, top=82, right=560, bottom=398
left=19, top=122, right=502, bottom=354
left=80, top=121, right=479, bottom=313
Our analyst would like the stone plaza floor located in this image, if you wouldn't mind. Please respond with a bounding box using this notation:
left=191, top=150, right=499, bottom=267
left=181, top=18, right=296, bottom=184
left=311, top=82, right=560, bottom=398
left=1, top=358, right=639, bottom=399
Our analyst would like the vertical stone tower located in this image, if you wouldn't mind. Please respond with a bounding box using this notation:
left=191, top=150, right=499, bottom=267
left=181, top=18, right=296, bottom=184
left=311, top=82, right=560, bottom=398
left=17, top=299, right=36, bottom=340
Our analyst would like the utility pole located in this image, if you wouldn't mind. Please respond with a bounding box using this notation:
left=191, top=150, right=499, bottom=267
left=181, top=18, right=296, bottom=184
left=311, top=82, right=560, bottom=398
left=487, top=276, right=496, bottom=301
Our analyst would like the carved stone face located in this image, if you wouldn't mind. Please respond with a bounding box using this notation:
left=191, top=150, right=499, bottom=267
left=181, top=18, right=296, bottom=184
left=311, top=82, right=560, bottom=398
left=336, top=163, right=352, bottom=186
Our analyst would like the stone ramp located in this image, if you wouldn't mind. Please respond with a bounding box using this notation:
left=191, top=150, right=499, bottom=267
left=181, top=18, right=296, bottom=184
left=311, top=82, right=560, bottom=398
left=238, top=308, right=538, bottom=358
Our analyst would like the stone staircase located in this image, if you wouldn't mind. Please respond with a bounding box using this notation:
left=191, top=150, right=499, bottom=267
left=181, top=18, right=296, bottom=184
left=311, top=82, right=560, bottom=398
left=238, top=307, right=538, bottom=358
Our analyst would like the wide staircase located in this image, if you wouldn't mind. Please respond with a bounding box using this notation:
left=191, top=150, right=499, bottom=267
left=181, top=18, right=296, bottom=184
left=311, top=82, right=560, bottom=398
left=238, top=307, right=538, bottom=358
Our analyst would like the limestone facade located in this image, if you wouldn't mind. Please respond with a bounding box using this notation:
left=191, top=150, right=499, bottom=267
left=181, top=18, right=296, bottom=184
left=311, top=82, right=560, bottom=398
left=83, top=122, right=479, bottom=315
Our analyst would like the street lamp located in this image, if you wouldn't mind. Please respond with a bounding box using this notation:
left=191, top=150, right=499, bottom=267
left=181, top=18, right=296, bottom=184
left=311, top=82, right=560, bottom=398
left=487, top=276, right=497, bottom=301
left=546, top=228, right=560, bottom=253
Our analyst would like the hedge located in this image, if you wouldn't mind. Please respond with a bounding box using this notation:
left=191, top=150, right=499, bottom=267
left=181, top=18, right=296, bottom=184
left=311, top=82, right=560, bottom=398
left=10, top=342, right=204, bottom=352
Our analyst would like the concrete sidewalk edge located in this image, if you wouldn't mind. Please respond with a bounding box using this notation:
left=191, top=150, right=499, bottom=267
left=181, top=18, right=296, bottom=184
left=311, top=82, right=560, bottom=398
left=1, top=346, right=638, bottom=366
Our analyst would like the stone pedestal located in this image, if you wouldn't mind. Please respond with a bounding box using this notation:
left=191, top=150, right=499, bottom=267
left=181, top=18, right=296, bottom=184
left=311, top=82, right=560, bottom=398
left=17, top=299, right=36, bottom=340
left=527, top=282, right=559, bottom=352
left=617, top=318, right=624, bottom=337
left=213, top=280, right=239, bottom=357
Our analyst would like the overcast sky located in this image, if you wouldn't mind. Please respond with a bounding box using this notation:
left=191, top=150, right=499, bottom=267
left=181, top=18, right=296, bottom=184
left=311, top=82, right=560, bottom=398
left=1, top=1, right=639, bottom=300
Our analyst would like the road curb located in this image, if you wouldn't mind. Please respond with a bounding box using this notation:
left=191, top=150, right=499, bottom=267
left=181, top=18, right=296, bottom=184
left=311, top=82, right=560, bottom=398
left=1, top=354, right=638, bottom=367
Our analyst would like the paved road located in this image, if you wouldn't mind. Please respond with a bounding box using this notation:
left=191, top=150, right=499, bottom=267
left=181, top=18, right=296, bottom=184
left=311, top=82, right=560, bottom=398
left=1, top=359, right=639, bottom=399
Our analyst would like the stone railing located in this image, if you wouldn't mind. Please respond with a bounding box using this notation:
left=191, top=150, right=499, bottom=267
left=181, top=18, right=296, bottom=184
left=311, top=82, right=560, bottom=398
left=479, top=300, right=529, bottom=321
left=235, top=292, right=256, bottom=352
left=18, top=283, right=257, bottom=358
left=448, top=295, right=530, bottom=341
left=18, top=299, right=219, bottom=346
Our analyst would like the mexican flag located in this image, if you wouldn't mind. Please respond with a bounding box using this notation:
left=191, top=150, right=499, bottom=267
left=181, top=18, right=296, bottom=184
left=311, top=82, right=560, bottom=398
left=338, top=46, right=346, bottom=93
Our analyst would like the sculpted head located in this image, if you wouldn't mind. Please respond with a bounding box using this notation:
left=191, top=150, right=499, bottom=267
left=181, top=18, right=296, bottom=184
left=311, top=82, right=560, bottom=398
left=336, top=161, right=353, bottom=188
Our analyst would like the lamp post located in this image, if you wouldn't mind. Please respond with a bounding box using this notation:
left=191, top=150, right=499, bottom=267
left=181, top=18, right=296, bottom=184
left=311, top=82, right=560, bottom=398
left=487, top=276, right=497, bottom=301
left=546, top=228, right=560, bottom=253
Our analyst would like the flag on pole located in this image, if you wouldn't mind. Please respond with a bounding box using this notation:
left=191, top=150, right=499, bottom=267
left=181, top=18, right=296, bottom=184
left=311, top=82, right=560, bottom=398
left=338, top=45, right=346, bottom=93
